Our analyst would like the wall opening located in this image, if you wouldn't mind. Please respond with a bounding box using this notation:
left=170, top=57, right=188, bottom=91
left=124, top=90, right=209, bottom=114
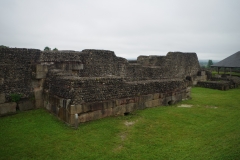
left=186, top=76, right=192, bottom=81
left=168, top=100, right=174, bottom=105
left=124, top=112, right=130, bottom=116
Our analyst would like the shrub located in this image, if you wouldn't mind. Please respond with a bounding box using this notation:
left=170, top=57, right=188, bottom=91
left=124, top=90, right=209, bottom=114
left=10, top=94, right=22, bottom=103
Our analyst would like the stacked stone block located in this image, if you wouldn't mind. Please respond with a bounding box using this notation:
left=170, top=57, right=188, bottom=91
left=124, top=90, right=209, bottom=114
left=197, top=81, right=233, bottom=90
left=43, top=75, right=192, bottom=125
left=67, top=87, right=191, bottom=124
left=197, top=76, right=239, bottom=90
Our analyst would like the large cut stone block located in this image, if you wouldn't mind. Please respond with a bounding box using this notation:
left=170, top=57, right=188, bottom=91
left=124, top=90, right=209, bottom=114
left=43, top=100, right=52, bottom=111
left=0, top=102, right=16, bottom=115
left=68, top=114, right=76, bottom=125
left=126, top=103, right=136, bottom=112
left=171, top=95, right=178, bottom=104
left=75, top=105, right=83, bottom=114
left=32, top=80, right=43, bottom=88
left=186, top=87, right=191, bottom=92
left=58, top=107, right=64, bottom=120
left=112, top=105, right=126, bottom=116
left=102, top=108, right=112, bottom=117
left=36, top=64, right=48, bottom=72
left=193, top=80, right=198, bottom=85
left=153, top=93, right=160, bottom=100
left=103, top=100, right=115, bottom=109
left=36, top=71, right=47, bottom=79
left=79, top=112, right=95, bottom=123
left=0, top=93, right=6, bottom=104
left=134, top=97, right=140, bottom=103
left=34, top=88, right=43, bottom=100
left=174, top=94, right=182, bottom=103
left=159, top=93, right=164, bottom=98
left=201, top=71, right=206, bottom=76
left=92, top=110, right=102, bottom=120
left=59, top=99, right=71, bottom=108
left=138, top=103, right=146, bottom=110
left=140, top=94, right=153, bottom=102
left=127, top=98, right=135, bottom=104
left=90, top=102, right=103, bottom=111
left=35, top=99, right=43, bottom=108
left=116, top=99, right=127, bottom=106
left=186, top=92, right=191, bottom=98
left=144, top=101, right=153, bottom=108
left=79, top=113, right=87, bottom=123
left=181, top=92, right=187, bottom=100
left=85, top=112, right=94, bottom=122
left=0, top=78, right=4, bottom=85
left=152, top=99, right=161, bottom=107
left=162, top=96, right=172, bottom=106
left=69, top=105, right=83, bottom=114
left=72, top=64, right=83, bottom=70
left=18, top=100, right=35, bottom=111
left=82, top=103, right=91, bottom=113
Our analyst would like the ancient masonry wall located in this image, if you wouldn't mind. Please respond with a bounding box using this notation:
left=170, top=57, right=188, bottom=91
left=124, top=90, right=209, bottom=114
left=197, top=76, right=239, bottom=90
left=0, top=48, right=41, bottom=113
left=44, top=76, right=191, bottom=124
left=1, top=48, right=201, bottom=126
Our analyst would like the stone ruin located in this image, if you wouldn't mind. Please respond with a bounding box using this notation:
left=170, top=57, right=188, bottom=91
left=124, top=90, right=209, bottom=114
left=0, top=48, right=203, bottom=125
left=196, top=73, right=240, bottom=90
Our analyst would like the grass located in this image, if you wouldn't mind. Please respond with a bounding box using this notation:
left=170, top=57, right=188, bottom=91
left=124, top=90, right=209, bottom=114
left=1, top=87, right=240, bottom=159
left=211, top=71, right=240, bottom=77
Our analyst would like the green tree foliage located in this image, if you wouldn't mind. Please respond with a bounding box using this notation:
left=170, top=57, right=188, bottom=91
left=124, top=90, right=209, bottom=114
left=207, top=60, right=213, bottom=68
left=44, top=46, right=51, bottom=51
left=53, top=48, right=58, bottom=51
left=10, top=93, right=22, bottom=103
left=0, top=45, right=9, bottom=49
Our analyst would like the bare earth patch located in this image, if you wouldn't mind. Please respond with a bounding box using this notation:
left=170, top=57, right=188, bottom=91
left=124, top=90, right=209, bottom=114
left=206, top=105, right=218, bottom=109
left=178, top=104, right=193, bottom=108
left=113, top=121, right=137, bottom=152
left=124, top=121, right=135, bottom=126
left=113, top=145, right=123, bottom=152
left=120, top=133, right=127, bottom=141
left=119, top=121, right=136, bottom=141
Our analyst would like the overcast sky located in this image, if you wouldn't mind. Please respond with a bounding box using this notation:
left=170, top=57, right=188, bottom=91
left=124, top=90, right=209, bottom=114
left=0, top=0, right=239, bottom=60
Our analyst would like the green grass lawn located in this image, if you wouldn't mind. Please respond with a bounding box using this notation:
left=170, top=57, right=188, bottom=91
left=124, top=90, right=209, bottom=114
left=212, top=71, right=240, bottom=77
left=1, top=87, right=240, bottom=160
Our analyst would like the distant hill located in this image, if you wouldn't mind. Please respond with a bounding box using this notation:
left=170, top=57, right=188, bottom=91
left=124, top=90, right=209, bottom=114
left=199, top=60, right=219, bottom=67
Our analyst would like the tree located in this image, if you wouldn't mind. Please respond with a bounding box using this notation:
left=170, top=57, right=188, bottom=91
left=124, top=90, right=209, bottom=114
left=207, top=60, right=213, bottom=68
left=0, top=45, right=9, bottom=49
left=53, top=48, right=58, bottom=51
left=44, top=46, right=51, bottom=51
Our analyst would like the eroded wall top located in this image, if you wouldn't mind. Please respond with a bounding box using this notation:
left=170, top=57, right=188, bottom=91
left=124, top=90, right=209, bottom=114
left=0, top=48, right=200, bottom=103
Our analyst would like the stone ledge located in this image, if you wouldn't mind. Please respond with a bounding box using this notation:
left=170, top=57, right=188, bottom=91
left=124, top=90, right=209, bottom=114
left=18, top=100, right=35, bottom=111
left=0, top=102, right=16, bottom=115
left=0, top=93, right=6, bottom=104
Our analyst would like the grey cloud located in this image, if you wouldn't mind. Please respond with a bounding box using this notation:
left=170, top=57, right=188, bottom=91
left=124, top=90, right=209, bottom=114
left=0, top=0, right=240, bottom=60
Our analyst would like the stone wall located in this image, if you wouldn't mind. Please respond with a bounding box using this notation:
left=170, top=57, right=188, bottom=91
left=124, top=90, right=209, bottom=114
left=126, top=52, right=200, bottom=81
left=75, top=50, right=200, bottom=81
left=42, top=50, right=200, bottom=125
left=0, top=48, right=40, bottom=99
left=77, top=49, right=127, bottom=77
left=0, top=48, right=41, bottom=114
left=196, top=75, right=239, bottom=90
left=197, top=81, right=235, bottom=90
left=44, top=75, right=192, bottom=124
left=1, top=48, right=201, bottom=125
